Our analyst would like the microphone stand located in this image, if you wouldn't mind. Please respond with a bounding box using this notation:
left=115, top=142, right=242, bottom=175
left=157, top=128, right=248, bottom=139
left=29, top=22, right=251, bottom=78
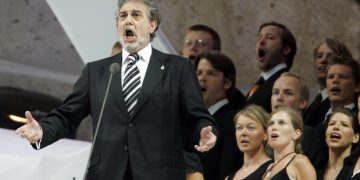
left=83, top=63, right=120, bottom=180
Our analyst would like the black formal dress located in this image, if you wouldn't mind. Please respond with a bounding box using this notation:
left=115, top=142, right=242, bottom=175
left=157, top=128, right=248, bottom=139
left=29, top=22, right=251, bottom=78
left=345, top=144, right=360, bottom=180
left=269, top=155, right=297, bottom=180
left=317, top=154, right=358, bottom=180
left=227, top=160, right=272, bottom=180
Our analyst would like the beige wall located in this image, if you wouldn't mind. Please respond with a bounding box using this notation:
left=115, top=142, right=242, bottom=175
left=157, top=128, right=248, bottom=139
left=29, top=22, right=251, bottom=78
left=1, top=0, right=359, bottom=99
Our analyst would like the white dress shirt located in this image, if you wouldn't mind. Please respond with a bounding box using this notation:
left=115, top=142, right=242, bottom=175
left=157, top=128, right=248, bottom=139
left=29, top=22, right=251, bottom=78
left=121, top=44, right=152, bottom=87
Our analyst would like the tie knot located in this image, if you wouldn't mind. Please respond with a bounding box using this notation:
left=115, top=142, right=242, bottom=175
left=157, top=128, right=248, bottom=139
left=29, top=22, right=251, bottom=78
left=255, top=76, right=265, bottom=85
left=127, top=53, right=139, bottom=64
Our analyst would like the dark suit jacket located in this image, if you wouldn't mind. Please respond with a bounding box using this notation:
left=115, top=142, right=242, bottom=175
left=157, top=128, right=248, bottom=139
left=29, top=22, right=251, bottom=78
left=229, top=88, right=245, bottom=110
left=303, top=97, right=330, bottom=127
left=201, top=103, right=243, bottom=180
left=301, top=125, right=322, bottom=168
left=36, top=48, right=216, bottom=180
left=243, top=68, right=288, bottom=112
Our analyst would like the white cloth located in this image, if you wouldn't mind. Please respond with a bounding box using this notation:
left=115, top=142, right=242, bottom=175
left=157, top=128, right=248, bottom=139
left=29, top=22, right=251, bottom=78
left=260, top=63, right=287, bottom=81
left=323, top=103, right=356, bottom=123
left=0, top=128, right=90, bottom=180
left=319, top=89, right=328, bottom=102
left=208, top=99, right=229, bottom=115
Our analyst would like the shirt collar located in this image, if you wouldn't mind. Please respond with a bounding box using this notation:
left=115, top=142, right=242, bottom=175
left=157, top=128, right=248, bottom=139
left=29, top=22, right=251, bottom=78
left=122, top=43, right=152, bottom=64
left=320, top=89, right=328, bottom=101
left=261, top=63, right=287, bottom=81
left=326, top=102, right=356, bottom=118
left=208, top=99, right=229, bottom=115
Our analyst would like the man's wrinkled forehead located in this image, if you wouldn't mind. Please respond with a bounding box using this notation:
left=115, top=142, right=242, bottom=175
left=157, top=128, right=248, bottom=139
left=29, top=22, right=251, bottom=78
left=119, top=1, right=149, bottom=15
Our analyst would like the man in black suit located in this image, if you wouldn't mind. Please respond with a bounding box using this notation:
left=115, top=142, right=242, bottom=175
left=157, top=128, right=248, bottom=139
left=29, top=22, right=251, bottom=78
left=194, top=51, right=243, bottom=180
left=244, top=21, right=297, bottom=113
left=182, top=24, right=244, bottom=110
left=303, top=38, right=352, bottom=127
left=313, top=55, right=360, bottom=169
left=323, top=55, right=360, bottom=123
left=181, top=25, right=243, bottom=180
left=15, top=0, right=217, bottom=180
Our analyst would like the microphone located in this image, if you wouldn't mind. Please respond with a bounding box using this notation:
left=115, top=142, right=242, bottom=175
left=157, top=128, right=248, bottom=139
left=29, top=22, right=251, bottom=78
left=83, top=63, right=120, bottom=180
left=109, top=63, right=121, bottom=74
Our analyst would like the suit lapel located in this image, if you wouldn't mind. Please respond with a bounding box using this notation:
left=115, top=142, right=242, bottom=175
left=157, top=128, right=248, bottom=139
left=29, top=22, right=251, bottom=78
left=130, top=49, right=168, bottom=121
left=109, top=53, right=130, bottom=120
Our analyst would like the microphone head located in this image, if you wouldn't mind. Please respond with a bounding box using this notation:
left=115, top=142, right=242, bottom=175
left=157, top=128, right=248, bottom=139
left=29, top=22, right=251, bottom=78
left=109, top=63, right=120, bottom=74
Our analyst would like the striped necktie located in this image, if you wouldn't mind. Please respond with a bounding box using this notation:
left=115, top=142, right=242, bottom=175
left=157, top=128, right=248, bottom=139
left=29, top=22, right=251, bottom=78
left=123, top=53, right=141, bottom=116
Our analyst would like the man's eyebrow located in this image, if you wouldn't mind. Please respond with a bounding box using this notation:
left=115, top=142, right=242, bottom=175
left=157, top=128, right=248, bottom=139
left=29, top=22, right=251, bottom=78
left=132, top=9, right=142, bottom=13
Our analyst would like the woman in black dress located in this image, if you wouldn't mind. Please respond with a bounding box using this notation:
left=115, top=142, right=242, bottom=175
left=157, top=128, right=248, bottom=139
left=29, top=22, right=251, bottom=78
left=319, top=108, right=360, bottom=180
left=225, top=105, right=272, bottom=180
left=349, top=147, right=360, bottom=179
left=263, top=108, right=316, bottom=180
left=347, top=95, right=360, bottom=179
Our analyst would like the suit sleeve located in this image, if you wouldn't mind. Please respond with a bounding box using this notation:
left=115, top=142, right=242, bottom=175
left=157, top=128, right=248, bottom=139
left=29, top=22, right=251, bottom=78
left=37, top=64, right=91, bottom=148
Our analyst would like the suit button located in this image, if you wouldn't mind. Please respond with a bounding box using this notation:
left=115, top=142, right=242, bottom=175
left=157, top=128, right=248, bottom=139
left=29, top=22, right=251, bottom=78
left=124, top=145, right=128, bottom=151
left=128, top=123, right=133, bottom=128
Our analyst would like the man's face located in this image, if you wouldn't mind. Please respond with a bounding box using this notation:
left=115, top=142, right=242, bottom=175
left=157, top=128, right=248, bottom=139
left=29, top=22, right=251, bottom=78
left=326, top=64, right=359, bottom=107
left=256, top=25, right=287, bottom=72
left=182, top=31, right=214, bottom=61
left=117, top=1, right=157, bottom=53
left=271, top=76, right=306, bottom=112
left=314, top=43, right=333, bottom=83
left=197, top=58, right=230, bottom=107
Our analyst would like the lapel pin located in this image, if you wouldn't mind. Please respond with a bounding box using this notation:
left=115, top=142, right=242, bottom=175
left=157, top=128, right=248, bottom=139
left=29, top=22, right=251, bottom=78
left=161, top=65, right=164, bottom=70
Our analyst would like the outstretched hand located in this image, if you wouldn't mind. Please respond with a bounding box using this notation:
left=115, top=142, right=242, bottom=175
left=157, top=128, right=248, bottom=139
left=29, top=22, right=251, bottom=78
left=194, top=126, right=217, bottom=153
left=15, top=111, right=43, bottom=144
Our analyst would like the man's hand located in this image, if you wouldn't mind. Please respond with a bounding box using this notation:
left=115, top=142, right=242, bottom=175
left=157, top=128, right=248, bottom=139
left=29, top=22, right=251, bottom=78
left=15, top=111, right=43, bottom=144
left=194, top=126, right=217, bottom=152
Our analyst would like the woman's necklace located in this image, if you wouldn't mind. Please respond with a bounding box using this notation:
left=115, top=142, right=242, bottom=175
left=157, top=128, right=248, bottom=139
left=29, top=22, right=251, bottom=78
left=262, top=152, right=295, bottom=179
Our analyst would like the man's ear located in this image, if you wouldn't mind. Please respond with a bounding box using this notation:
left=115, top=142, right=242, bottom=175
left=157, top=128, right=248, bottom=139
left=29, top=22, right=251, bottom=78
left=354, top=84, right=360, bottom=94
left=224, top=78, right=232, bottom=90
left=282, top=45, right=291, bottom=56
left=298, top=99, right=308, bottom=112
left=149, top=20, right=158, bottom=34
